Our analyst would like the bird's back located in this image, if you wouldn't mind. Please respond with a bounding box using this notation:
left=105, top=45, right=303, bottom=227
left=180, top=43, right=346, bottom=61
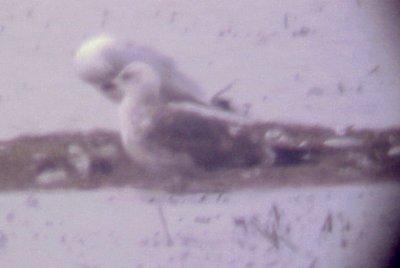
left=145, top=104, right=266, bottom=170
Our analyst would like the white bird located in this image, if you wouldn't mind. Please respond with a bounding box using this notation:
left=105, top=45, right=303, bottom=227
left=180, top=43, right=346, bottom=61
left=117, top=61, right=267, bottom=174
left=74, top=34, right=206, bottom=105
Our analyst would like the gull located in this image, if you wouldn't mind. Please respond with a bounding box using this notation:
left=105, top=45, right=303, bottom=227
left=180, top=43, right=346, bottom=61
left=117, top=61, right=267, bottom=174
left=74, top=36, right=314, bottom=175
left=74, top=34, right=207, bottom=105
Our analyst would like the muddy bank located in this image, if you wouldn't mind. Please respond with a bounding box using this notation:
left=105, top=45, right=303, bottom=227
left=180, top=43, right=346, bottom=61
left=0, top=123, right=399, bottom=193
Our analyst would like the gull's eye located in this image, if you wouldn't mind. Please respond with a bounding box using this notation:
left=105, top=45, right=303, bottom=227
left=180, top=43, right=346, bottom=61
left=101, top=82, right=116, bottom=91
left=121, top=70, right=143, bottom=85
left=121, top=71, right=133, bottom=81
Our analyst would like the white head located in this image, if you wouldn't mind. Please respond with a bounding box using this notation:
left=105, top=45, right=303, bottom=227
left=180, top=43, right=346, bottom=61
left=74, top=35, right=119, bottom=85
left=118, top=62, right=162, bottom=105
left=74, top=34, right=136, bottom=102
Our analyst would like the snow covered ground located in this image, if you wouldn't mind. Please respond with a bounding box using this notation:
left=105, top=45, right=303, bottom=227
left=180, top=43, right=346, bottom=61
left=0, top=183, right=399, bottom=268
left=0, top=0, right=400, bottom=267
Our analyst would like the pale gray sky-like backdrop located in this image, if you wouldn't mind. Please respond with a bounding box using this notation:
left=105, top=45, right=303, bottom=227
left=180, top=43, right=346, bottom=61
left=1, top=0, right=399, bottom=139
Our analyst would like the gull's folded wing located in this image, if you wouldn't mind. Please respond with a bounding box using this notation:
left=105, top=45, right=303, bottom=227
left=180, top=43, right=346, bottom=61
left=145, top=105, right=266, bottom=170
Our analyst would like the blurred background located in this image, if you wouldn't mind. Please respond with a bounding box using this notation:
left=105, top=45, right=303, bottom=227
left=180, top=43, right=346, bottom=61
left=0, top=1, right=399, bottom=267
left=1, top=0, right=399, bottom=139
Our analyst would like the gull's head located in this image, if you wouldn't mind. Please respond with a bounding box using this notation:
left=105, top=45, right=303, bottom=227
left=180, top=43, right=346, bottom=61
left=74, top=34, right=120, bottom=86
left=118, top=62, right=161, bottom=104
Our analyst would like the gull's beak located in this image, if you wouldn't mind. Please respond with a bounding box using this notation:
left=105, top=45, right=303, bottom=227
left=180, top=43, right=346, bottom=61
left=98, top=81, right=124, bottom=103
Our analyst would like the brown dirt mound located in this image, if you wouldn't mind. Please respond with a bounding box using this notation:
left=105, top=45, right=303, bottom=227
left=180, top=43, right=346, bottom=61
left=0, top=123, right=399, bottom=193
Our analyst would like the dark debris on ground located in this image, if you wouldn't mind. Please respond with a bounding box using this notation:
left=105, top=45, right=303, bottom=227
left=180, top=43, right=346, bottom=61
left=0, top=123, right=399, bottom=193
